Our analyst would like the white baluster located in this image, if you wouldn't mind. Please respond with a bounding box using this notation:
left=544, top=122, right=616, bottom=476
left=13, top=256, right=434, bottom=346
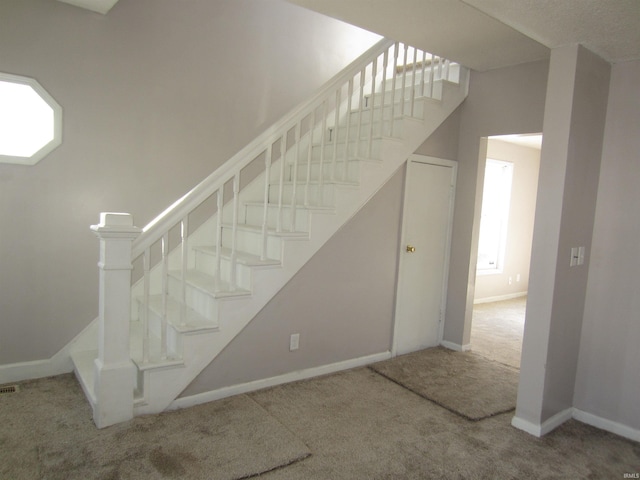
left=277, top=134, right=286, bottom=233
left=290, top=122, right=301, bottom=232
left=380, top=48, right=388, bottom=124
left=319, top=101, right=327, bottom=190
left=305, top=112, right=315, bottom=207
left=160, top=233, right=168, bottom=359
left=410, top=47, right=418, bottom=117
left=429, top=53, right=435, bottom=98
left=343, top=78, right=354, bottom=181
left=180, top=216, right=188, bottom=326
left=215, top=188, right=223, bottom=289
left=444, top=59, right=450, bottom=81
left=230, top=174, right=239, bottom=290
left=421, top=50, right=427, bottom=97
left=390, top=42, right=399, bottom=136
left=331, top=88, right=341, bottom=181
left=142, top=247, right=150, bottom=363
left=368, top=55, right=377, bottom=158
left=355, top=68, right=365, bottom=159
left=400, top=44, right=409, bottom=118
left=261, top=145, right=272, bottom=260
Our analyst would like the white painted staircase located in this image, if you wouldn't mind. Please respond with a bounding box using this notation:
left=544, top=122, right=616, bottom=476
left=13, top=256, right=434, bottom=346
left=71, top=39, right=469, bottom=427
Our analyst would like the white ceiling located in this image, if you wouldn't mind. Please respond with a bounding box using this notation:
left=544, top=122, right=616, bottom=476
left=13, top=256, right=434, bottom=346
left=491, top=134, right=543, bottom=150
left=287, top=0, right=640, bottom=71
left=57, top=0, right=640, bottom=71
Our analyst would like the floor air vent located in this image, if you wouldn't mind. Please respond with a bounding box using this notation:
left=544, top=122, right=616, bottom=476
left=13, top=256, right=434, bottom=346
left=0, top=385, right=19, bottom=395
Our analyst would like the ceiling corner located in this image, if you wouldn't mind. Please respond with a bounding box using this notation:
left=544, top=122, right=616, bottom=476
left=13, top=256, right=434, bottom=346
left=57, top=0, right=119, bottom=15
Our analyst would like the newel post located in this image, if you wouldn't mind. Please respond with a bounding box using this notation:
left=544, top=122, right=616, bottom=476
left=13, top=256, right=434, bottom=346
left=90, top=212, right=141, bottom=428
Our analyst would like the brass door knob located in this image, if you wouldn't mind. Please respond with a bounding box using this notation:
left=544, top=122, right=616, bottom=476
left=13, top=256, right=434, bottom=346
left=406, top=245, right=416, bottom=253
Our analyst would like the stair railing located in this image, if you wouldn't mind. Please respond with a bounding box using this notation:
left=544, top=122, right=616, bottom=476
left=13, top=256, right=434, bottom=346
left=111, top=39, right=460, bottom=366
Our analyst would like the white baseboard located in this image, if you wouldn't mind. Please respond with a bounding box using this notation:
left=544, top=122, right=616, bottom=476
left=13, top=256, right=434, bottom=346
left=440, top=340, right=471, bottom=352
left=0, top=317, right=98, bottom=385
left=511, top=407, right=573, bottom=437
left=573, top=408, right=640, bottom=443
left=169, top=351, right=392, bottom=411
left=474, top=291, right=527, bottom=305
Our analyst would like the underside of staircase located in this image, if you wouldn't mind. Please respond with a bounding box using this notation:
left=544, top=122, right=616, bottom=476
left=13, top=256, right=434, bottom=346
left=70, top=39, right=469, bottom=428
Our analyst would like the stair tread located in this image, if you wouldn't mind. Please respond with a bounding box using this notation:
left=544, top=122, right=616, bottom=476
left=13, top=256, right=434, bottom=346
left=169, top=269, right=252, bottom=298
left=244, top=201, right=335, bottom=212
left=222, top=222, right=309, bottom=238
left=193, top=245, right=280, bottom=267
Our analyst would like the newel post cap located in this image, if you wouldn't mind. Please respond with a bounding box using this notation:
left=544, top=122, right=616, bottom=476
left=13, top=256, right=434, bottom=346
left=91, top=212, right=141, bottom=237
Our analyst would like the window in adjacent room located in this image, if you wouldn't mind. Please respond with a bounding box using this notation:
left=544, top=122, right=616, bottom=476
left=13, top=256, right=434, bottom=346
left=477, top=158, right=514, bottom=273
left=0, top=72, right=62, bottom=165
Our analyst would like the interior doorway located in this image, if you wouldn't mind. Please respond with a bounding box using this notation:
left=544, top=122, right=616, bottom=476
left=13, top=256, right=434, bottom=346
left=470, top=134, right=541, bottom=368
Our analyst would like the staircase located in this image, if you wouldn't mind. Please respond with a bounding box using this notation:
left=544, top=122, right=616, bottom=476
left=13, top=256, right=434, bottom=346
left=71, top=39, right=469, bottom=428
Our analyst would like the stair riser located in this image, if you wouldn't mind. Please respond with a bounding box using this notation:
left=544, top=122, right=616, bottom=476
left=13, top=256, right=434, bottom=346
left=244, top=204, right=310, bottom=232
left=331, top=119, right=404, bottom=142
left=351, top=100, right=427, bottom=123
left=167, top=275, right=218, bottom=320
left=290, top=160, right=363, bottom=184
left=193, top=250, right=253, bottom=291
left=133, top=306, right=182, bottom=357
left=268, top=183, right=343, bottom=206
left=221, top=226, right=284, bottom=260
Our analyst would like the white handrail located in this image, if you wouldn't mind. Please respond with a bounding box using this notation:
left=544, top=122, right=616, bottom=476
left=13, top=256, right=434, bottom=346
left=132, top=38, right=394, bottom=259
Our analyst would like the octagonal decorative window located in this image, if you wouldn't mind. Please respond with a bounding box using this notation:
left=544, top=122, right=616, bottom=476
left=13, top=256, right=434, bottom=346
left=0, top=72, right=62, bottom=165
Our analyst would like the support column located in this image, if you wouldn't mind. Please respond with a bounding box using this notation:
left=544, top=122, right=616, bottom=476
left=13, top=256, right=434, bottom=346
left=90, top=212, right=141, bottom=428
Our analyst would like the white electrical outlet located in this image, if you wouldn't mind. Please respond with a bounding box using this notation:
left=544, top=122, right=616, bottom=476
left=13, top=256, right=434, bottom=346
left=290, top=333, right=300, bottom=351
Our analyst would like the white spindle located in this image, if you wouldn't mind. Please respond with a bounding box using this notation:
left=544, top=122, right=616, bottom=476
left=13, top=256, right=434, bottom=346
left=290, top=122, right=301, bottom=232
left=160, top=233, right=168, bottom=359
left=438, top=55, right=443, bottom=81
left=277, top=134, right=286, bottom=233
left=400, top=44, right=409, bottom=118
left=381, top=48, right=388, bottom=121
left=215, top=188, right=223, bottom=289
left=390, top=42, right=399, bottom=136
left=304, top=112, right=315, bottom=206
left=367, top=55, right=377, bottom=158
left=180, top=216, right=188, bottom=326
left=421, top=50, right=427, bottom=97
left=230, top=174, right=239, bottom=290
left=261, top=146, right=272, bottom=260
left=142, top=247, right=150, bottom=363
left=319, top=101, right=327, bottom=190
left=343, top=78, right=354, bottom=181
left=331, top=88, right=341, bottom=181
left=410, top=47, right=418, bottom=117
left=444, top=59, right=450, bottom=81
left=355, top=68, right=365, bottom=159
left=429, top=53, right=435, bottom=98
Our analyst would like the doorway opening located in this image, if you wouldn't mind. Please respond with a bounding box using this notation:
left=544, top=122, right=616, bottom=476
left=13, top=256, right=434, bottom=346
left=471, top=133, right=541, bottom=369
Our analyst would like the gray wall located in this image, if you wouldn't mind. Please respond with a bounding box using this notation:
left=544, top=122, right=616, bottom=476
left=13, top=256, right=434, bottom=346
left=183, top=168, right=405, bottom=395
left=443, top=60, right=550, bottom=348
left=474, top=139, right=540, bottom=301
left=574, top=59, right=640, bottom=430
left=0, top=0, right=379, bottom=365
left=182, top=104, right=463, bottom=396
left=516, top=45, right=610, bottom=425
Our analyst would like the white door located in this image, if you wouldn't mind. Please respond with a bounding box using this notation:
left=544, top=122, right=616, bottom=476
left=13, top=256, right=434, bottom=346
left=394, top=155, right=457, bottom=355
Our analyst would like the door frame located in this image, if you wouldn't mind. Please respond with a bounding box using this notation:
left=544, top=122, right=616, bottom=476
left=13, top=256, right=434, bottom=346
left=392, top=154, right=458, bottom=356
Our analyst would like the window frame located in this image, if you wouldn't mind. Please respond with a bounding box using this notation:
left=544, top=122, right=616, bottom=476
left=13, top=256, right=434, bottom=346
left=0, top=72, right=63, bottom=166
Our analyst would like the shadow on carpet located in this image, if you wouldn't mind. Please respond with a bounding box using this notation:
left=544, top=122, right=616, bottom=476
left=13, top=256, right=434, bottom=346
left=0, top=374, right=310, bottom=480
left=369, top=347, right=519, bottom=421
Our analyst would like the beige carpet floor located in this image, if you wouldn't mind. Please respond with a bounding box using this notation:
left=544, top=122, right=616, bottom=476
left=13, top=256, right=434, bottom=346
left=471, top=296, right=526, bottom=369
left=369, top=347, right=519, bottom=420
left=0, top=374, right=310, bottom=480
left=250, top=368, right=640, bottom=479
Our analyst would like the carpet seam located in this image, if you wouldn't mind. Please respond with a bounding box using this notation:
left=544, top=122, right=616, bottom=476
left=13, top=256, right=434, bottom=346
left=367, top=366, right=515, bottom=422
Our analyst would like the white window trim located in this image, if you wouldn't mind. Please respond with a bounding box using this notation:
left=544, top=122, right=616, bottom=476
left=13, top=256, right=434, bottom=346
left=0, top=72, right=63, bottom=166
left=476, top=158, right=513, bottom=275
